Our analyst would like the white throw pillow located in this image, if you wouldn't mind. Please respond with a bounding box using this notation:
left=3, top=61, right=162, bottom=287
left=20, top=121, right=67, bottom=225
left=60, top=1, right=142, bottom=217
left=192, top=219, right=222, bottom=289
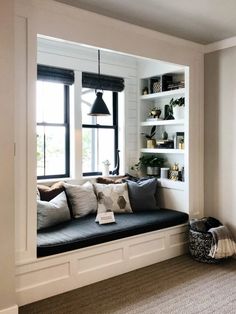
left=37, top=191, right=71, bottom=230
left=94, top=182, right=132, bottom=221
left=64, top=181, right=97, bottom=218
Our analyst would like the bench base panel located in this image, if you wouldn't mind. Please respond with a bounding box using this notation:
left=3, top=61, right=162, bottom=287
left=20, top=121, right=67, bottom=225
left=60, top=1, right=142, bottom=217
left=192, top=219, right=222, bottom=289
left=16, top=224, right=188, bottom=306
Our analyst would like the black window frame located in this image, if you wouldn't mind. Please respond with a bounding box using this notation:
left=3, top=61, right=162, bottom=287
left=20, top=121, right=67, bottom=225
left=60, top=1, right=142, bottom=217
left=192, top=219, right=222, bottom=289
left=36, top=66, right=72, bottom=180
left=82, top=91, right=119, bottom=177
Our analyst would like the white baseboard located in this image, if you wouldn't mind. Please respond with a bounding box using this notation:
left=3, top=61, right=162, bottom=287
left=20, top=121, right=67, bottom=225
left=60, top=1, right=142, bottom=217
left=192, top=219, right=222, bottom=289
left=0, top=305, right=18, bottom=314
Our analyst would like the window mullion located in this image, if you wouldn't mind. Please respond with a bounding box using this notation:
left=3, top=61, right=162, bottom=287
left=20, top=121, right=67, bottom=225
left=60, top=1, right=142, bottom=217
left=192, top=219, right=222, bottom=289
left=37, top=122, right=66, bottom=127
left=96, top=128, right=99, bottom=173
left=43, top=127, right=46, bottom=177
left=65, top=85, right=70, bottom=178
left=113, top=92, right=119, bottom=169
left=92, top=128, right=96, bottom=172
left=82, top=124, right=115, bottom=129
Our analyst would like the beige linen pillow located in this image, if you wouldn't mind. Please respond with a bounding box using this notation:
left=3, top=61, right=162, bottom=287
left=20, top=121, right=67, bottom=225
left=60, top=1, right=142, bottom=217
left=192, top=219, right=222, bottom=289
left=37, top=191, right=71, bottom=230
left=64, top=181, right=97, bottom=218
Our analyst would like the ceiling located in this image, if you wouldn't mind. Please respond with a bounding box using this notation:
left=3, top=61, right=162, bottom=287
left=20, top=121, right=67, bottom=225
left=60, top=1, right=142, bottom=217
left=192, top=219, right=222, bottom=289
left=55, top=0, right=236, bottom=45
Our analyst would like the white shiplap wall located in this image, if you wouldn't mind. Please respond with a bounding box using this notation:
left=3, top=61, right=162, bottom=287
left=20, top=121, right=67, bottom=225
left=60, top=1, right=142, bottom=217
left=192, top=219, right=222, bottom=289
left=37, top=38, right=139, bottom=176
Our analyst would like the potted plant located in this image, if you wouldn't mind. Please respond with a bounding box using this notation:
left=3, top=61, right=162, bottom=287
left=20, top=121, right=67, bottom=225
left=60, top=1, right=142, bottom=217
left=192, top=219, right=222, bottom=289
left=132, top=155, right=165, bottom=177
left=170, top=97, right=185, bottom=120
left=142, top=126, right=156, bottom=148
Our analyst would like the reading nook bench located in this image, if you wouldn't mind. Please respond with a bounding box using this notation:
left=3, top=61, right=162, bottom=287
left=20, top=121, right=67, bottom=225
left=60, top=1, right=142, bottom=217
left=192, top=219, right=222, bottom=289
left=37, top=209, right=188, bottom=257
left=16, top=178, right=189, bottom=306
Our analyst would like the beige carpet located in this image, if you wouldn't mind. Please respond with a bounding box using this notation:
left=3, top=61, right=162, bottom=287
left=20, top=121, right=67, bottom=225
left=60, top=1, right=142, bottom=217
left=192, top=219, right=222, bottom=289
left=19, top=254, right=236, bottom=314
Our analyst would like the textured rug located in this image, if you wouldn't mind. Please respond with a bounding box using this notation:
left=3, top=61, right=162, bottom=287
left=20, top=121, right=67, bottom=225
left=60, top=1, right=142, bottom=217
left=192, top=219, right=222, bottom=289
left=19, top=254, right=236, bottom=314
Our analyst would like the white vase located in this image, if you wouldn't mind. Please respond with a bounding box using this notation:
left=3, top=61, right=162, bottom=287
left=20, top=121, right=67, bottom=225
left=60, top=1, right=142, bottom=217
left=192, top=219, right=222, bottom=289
left=103, top=164, right=110, bottom=176
left=173, top=106, right=184, bottom=120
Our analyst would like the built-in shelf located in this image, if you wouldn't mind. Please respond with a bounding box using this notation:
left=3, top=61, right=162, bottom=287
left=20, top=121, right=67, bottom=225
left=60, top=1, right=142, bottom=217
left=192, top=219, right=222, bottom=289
left=141, top=119, right=184, bottom=126
left=141, top=148, right=184, bottom=154
left=139, top=71, right=187, bottom=200
left=140, top=88, right=185, bottom=100
left=157, top=178, right=185, bottom=190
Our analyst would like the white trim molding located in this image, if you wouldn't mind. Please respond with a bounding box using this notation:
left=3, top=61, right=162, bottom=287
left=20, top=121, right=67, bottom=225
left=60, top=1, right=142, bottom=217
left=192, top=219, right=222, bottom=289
left=205, top=36, right=236, bottom=54
left=0, top=305, right=18, bottom=314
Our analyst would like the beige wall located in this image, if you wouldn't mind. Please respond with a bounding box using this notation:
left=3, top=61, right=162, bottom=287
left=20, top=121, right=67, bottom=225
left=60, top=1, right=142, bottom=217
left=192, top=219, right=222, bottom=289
left=205, top=47, right=236, bottom=237
left=0, top=0, right=16, bottom=311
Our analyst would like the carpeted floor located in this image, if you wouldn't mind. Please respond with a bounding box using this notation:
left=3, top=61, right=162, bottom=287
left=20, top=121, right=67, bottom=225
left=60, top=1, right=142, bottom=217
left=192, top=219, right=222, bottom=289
left=19, top=254, right=236, bottom=314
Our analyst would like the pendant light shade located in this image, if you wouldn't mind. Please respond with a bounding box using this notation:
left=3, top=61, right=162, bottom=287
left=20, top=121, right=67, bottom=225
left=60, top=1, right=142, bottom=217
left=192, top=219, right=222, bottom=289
left=89, top=92, right=110, bottom=116
left=88, top=50, right=111, bottom=116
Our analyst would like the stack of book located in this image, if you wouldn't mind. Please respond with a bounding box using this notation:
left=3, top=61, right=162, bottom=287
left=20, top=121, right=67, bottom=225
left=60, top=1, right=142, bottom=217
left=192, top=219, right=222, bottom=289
left=156, top=139, right=174, bottom=149
left=166, top=80, right=185, bottom=90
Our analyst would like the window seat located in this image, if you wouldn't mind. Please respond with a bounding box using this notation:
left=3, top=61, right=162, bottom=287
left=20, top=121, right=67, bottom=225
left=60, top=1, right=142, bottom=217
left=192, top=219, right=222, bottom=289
left=37, top=209, right=189, bottom=257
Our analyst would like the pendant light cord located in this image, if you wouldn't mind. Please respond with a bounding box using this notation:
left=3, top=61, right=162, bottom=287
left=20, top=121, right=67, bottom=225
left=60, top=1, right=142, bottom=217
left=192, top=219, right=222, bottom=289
left=98, top=50, right=101, bottom=91
left=98, top=49, right=100, bottom=76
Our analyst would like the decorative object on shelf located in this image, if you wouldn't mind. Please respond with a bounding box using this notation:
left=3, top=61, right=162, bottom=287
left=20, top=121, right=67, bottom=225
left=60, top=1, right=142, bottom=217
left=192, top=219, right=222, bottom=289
left=102, top=160, right=111, bottom=176
left=131, top=155, right=165, bottom=177
left=142, top=86, right=149, bottom=95
left=162, top=131, right=168, bottom=140
left=162, top=74, right=185, bottom=91
left=156, top=139, right=174, bottom=149
left=88, top=50, right=110, bottom=116
left=162, top=74, right=172, bottom=91
left=147, top=107, right=162, bottom=120
left=142, top=126, right=156, bottom=148
left=150, top=77, right=161, bottom=93
left=147, top=139, right=156, bottom=149
left=164, top=104, right=174, bottom=120
left=176, top=132, right=185, bottom=149
left=169, top=163, right=179, bottom=181
left=160, top=167, right=169, bottom=179
left=181, top=166, right=185, bottom=182
left=170, top=97, right=185, bottom=120
left=156, top=131, right=174, bottom=149
left=179, top=138, right=184, bottom=149
left=147, top=166, right=159, bottom=176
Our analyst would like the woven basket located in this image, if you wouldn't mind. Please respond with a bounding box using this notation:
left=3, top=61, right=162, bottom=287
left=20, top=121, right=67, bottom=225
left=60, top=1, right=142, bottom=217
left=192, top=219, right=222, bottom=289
left=189, top=229, right=218, bottom=263
left=188, top=217, right=227, bottom=264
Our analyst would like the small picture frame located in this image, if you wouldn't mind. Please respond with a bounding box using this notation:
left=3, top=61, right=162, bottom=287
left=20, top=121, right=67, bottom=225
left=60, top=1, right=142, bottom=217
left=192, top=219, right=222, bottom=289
left=176, top=132, right=184, bottom=149
left=150, top=77, right=161, bottom=93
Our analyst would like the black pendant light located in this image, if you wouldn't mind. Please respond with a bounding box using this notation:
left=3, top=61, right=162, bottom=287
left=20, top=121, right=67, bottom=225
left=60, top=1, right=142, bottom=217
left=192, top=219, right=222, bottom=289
left=88, top=50, right=110, bottom=116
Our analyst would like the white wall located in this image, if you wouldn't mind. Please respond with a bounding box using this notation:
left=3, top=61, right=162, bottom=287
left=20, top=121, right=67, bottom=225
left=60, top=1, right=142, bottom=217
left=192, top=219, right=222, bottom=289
left=0, top=1, right=17, bottom=313
left=205, top=46, right=236, bottom=237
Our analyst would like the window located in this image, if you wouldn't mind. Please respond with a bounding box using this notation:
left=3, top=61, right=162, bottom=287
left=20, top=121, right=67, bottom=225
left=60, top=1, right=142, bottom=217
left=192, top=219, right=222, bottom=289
left=36, top=65, right=74, bottom=179
left=81, top=72, right=124, bottom=176
left=82, top=89, right=119, bottom=176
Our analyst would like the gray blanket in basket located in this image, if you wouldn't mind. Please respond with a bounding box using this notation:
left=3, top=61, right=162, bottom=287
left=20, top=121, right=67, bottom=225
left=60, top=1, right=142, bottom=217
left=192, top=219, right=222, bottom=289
left=208, top=225, right=236, bottom=259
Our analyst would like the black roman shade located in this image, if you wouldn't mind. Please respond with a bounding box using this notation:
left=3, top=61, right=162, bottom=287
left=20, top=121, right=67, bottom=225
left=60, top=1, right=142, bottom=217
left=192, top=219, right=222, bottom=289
left=37, top=65, right=74, bottom=85
left=82, top=72, right=124, bottom=92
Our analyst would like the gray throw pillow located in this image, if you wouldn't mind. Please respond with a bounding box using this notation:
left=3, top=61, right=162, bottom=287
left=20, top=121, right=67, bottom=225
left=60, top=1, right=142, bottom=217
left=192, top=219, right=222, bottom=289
left=37, top=191, right=71, bottom=230
left=127, top=178, right=158, bottom=211
left=64, top=181, right=97, bottom=218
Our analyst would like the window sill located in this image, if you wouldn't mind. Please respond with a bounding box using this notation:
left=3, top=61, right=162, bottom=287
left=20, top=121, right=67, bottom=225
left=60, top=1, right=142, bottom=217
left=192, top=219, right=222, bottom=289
left=37, top=175, right=126, bottom=185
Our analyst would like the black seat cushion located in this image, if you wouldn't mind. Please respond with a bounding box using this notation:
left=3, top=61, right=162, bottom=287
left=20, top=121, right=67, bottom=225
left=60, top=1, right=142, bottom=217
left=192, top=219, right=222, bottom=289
left=37, top=209, right=189, bottom=257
